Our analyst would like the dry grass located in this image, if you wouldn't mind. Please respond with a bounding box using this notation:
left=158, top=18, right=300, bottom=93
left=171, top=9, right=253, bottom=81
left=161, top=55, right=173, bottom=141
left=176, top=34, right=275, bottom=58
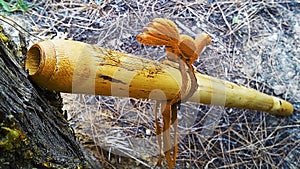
left=2, top=0, right=298, bottom=168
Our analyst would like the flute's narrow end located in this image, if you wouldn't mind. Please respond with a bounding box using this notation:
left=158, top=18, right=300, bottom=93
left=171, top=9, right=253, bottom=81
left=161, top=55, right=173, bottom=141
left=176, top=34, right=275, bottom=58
left=270, top=98, right=294, bottom=116
left=25, top=45, right=42, bottom=75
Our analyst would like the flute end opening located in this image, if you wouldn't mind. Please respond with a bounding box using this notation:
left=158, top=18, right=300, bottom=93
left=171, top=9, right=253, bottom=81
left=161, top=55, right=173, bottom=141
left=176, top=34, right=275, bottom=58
left=25, top=45, right=42, bottom=76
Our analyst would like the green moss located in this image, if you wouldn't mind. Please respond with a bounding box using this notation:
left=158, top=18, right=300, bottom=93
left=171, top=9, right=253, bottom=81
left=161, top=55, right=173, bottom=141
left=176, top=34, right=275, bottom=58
left=0, top=126, right=26, bottom=151
left=0, top=32, right=9, bottom=42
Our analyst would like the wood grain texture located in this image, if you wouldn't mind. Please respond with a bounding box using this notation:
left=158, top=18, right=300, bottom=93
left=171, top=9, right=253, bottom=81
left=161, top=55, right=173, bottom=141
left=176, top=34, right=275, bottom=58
left=25, top=40, right=294, bottom=116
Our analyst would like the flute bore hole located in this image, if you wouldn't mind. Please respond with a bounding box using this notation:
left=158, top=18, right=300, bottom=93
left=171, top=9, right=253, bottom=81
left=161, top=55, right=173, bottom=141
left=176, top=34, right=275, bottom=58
left=25, top=46, right=41, bottom=75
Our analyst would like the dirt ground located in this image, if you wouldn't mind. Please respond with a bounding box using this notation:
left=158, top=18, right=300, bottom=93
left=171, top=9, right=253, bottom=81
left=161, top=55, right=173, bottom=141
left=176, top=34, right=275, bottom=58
left=1, top=0, right=299, bottom=168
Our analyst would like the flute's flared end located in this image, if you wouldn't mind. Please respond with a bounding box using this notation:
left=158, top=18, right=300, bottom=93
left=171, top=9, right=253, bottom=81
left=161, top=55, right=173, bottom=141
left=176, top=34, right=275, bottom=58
left=25, top=44, right=42, bottom=76
left=25, top=41, right=57, bottom=80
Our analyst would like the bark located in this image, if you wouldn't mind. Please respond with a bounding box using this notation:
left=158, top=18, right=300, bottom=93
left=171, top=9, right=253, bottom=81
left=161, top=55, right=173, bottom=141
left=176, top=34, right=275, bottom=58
left=0, top=29, right=99, bottom=168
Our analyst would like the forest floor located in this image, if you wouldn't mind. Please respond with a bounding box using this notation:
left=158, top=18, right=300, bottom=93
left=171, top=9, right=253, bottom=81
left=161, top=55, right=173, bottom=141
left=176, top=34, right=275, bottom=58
left=1, top=0, right=299, bottom=168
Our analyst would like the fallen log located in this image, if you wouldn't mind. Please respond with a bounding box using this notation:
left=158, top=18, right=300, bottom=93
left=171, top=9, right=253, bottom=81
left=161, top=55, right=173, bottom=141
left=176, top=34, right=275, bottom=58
left=0, top=28, right=100, bottom=168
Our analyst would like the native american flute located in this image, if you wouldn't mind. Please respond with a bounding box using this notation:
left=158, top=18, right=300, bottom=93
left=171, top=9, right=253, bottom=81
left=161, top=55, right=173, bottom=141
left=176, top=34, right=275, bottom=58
left=25, top=40, right=293, bottom=116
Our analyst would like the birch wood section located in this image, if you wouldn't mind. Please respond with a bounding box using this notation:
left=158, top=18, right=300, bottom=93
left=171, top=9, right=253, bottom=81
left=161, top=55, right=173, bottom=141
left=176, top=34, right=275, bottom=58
left=25, top=40, right=293, bottom=116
